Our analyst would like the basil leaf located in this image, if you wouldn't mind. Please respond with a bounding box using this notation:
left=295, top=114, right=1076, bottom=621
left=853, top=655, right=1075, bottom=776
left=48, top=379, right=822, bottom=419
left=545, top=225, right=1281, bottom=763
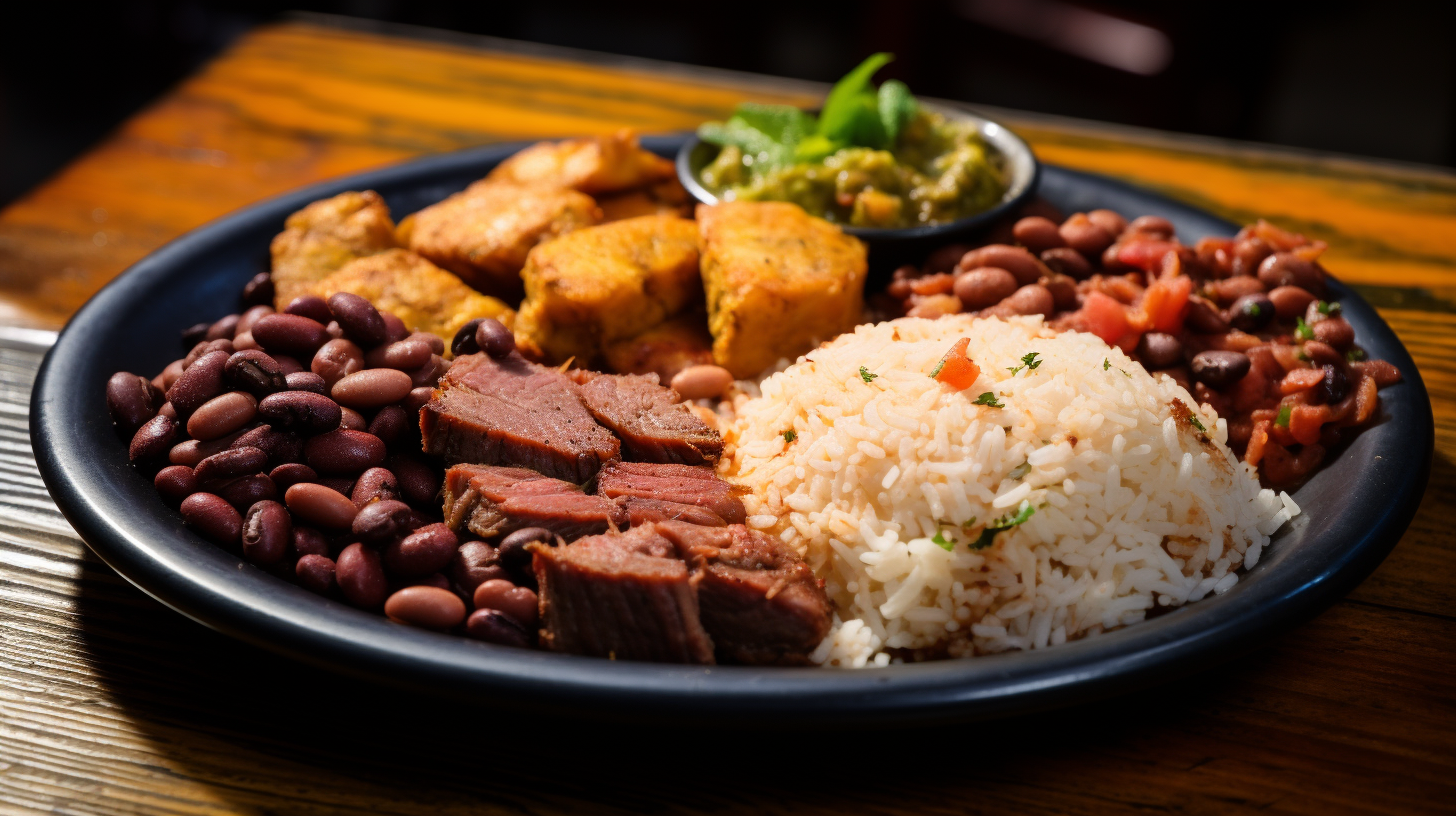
left=698, top=116, right=794, bottom=169
left=878, top=79, right=916, bottom=145
left=793, top=133, right=842, bottom=163
left=734, top=102, right=815, bottom=149
left=818, top=53, right=893, bottom=143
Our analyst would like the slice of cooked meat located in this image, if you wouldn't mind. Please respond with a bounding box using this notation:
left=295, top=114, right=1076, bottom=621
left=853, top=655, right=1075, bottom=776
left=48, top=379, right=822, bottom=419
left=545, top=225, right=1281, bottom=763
left=595, top=461, right=745, bottom=524
left=442, top=464, right=552, bottom=530
left=312, top=249, right=514, bottom=346
left=655, top=521, right=831, bottom=666
left=407, top=181, right=601, bottom=301
left=531, top=525, right=715, bottom=663
left=485, top=130, right=676, bottom=196
left=270, top=190, right=401, bottom=308
left=622, top=497, right=727, bottom=528
left=420, top=352, right=620, bottom=482
left=573, top=372, right=722, bottom=465
left=440, top=464, right=623, bottom=539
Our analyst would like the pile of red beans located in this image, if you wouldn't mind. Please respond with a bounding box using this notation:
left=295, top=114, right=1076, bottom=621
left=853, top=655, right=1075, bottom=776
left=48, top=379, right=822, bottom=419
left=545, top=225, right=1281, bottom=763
left=884, top=210, right=1402, bottom=487
left=106, top=272, right=541, bottom=646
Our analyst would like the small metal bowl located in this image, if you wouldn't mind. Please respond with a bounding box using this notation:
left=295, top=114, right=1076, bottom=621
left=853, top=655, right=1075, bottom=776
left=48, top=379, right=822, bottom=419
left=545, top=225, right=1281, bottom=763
left=676, top=103, right=1040, bottom=266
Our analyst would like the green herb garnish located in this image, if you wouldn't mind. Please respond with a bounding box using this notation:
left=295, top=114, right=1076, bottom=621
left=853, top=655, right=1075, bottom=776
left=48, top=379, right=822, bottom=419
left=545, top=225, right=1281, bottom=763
left=1189, top=414, right=1206, bottom=433
left=782, top=430, right=797, bottom=443
left=1008, top=461, right=1031, bottom=480
left=1347, top=347, right=1367, bottom=362
left=971, top=500, right=1036, bottom=550
left=1103, top=358, right=1111, bottom=371
left=929, top=358, right=946, bottom=378
left=1295, top=317, right=1315, bottom=341
left=1316, top=300, right=1341, bottom=316
left=1275, top=405, right=1292, bottom=428
left=859, top=366, right=879, bottom=383
left=931, top=529, right=954, bottom=552
left=1008, top=352, right=1042, bottom=376
left=972, top=392, right=1005, bottom=408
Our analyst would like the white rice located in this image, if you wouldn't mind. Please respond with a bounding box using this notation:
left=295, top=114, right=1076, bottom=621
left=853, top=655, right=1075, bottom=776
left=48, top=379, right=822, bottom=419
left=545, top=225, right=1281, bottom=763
left=718, top=315, right=1298, bottom=668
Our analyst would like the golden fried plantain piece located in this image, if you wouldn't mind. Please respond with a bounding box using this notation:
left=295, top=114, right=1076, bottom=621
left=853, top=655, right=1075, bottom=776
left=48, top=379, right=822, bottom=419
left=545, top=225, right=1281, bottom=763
left=597, top=177, right=692, bottom=222
left=485, top=130, right=675, bottom=196
left=270, top=191, right=400, bottom=309
left=698, top=202, right=868, bottom=378
left=515, top=215, right=701, bottom=365
left=312, top=249, right=514, bottom=346
left=407, top=181, right=601, bottom=302
left=602, top=311, right=714, bottom=381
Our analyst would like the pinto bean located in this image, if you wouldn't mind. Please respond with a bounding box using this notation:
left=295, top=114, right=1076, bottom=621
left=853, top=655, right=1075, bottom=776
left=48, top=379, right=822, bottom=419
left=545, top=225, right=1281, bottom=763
left=295, top=554, right=336, bottom=596
left=167, top=350, right=230, bottom=418
left=1312, top=316, right=1355, bottom=350
left=1207, top=276, right=1266, bottom=307
left=991, top=284, right=1055, bottom=317
left=472, top=579, right=539, bottom=630
left=131, top=414, right=179, bottom=462
left=283, top=295, right=332, bottom=325
left=670, top=365, right=734, bottom=401
left=1303, top=341, right=1343, bottom=368
left=305, top=429, right=386, bottom=475
left=251, top=314, right=330, bottom=359
left=107, top=372, right=162, bottom=435
left=1040, top=274, right=1078, bottom=311
left=180, top=493, right=242, bottom=547
left=1059, top=213, right=1115, bottom=256
left=465, top=609, right=531, bottom=647
left=474, top=319, right=515, bottom=359
left=241, top=500, right=291, bottom=565
left=1040, top=247, right=1092, bottom=280
left=1268, top=286, right=1317, bottom=320
left=364, top=338, right=431, bottom=371
left=957, top=245, right=1049, bottom=286
left=1257, top=252, right=1326, bottom=295
left=1190, top=350, right=1251, bottom=389
left=258, top=391, right=341, bottom=433
left=1012, top=216, right=1065, bottom=252
left=385, top=586, right=466, bottom=630
left=154, top=466, right=197, bottom=505
left=327, top=292, right=387, bottom=348
left=384, top=523, right=458, bottom=577
left=953, top=267, right=1018, bottom=310
left=1087, top=209, right=1128, bottom=236
left=187, top=392, right=257, bottom=441
left=285, top=483, right=359, bottom=529
left=332, top=369, right=413, bottom=410
left=335, top=543, right=388, bottom=609
left=1135, top=332, right=1184, bottom=369
left=269, top=462, right=317, bottom=491
left=223, top=350, right=289, bottom=397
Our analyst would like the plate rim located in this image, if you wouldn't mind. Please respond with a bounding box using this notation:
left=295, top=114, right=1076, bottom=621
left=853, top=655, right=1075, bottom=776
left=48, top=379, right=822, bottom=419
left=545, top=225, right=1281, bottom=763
left=29, top=135, right=1434, bottom=725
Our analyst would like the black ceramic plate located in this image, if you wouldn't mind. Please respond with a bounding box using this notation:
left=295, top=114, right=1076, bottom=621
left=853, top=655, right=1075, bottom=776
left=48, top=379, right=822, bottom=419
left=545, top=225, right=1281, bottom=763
left=31, top=135, right=1433, bottom=726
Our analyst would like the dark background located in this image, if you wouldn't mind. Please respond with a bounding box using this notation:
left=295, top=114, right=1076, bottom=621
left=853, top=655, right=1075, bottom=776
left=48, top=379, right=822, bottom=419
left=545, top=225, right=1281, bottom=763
left=2, top=0, right=1453, bottom=208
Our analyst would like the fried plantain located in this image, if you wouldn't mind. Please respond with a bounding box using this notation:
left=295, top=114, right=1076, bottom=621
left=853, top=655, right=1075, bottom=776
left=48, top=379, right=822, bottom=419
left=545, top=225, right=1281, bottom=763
left=270, top=191, right=400, bottom=308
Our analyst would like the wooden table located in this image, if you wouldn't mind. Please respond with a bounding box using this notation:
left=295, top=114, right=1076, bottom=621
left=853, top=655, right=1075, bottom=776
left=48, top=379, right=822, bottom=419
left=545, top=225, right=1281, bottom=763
left=2, top=15, right=1452, bottom=815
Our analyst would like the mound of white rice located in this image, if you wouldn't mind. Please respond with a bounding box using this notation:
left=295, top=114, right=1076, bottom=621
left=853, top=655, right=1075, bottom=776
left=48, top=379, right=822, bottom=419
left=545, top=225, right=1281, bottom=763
left=719, top=315, right=1298, bottom=668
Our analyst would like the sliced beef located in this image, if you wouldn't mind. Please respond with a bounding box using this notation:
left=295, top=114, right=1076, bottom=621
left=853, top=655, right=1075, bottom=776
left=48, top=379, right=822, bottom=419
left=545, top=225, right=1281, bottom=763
left=421, top=353, right=620, bottom=482
left=595, top=461, right=746, bottom=525
left=656, top=521, right=831, bottom=666
left=623, top=497, right=727, bottom=527
left=572, top=371, right=723, bottom=465
left=532, top=525, right=715, bottom=664
left=442, top=463, right=626, bottom=540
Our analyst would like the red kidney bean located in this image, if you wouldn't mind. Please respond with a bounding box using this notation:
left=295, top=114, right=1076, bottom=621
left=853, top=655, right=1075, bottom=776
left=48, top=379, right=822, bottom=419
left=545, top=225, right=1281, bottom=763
left=452, top=319, right=485, bottom=356
left=1303, top=341, right=1342, bottom=367
left=182, top=322, right=210, bottom=348
left=194, top=446, right=266, bottom=483
left=311, top=338, right=364, bottom=388
left=380, top=312, right=409, bottom=344
left=129, top=414, right=178, bottom=462
left=366, top=405, right=409, bottom=448
left=1257, top=252, right=1326, bottom=295
left=385, top=586, right=466, bottom=630
left=241, top=500, right=291, bottom=565
left=921, top=243, right=972, bottom=275
left=158, top=402, right=177, bottom=420
left=1040, top=247, right=1092, bottom=280
left=232, top=332, right=261, bottom=352
left=169, top=427, right=248, bottom=467
left=450, top=541, right=508, bottom=595
left=295, top=554, right=336, bottom=596
left=167, top=350, right=230, bottom=418
left=258, top=391, right=341, bottom=433
left=498, top=527, right=552, bottom=573
left=270, top=462, right=317, bottom=491
left=206, top=314, right=240, bottom=341
left=388, top=454, right=441, bottom=508
left=284, top=371, right=328, bottom=395
left=285, top=483, right=359, bottom=529
left=409, top=355, right=449, bottom=388
left=404, top=387, right=434, bottom=412
left=408, top=332, right=445, bottom=356
left=364, top=338, right=431, bottom=371
left=351, top=467, right=400, bottom=507
left=1058, top=213, right=1115, bottom=257
left=327, top=292, right=388, bottom=348
left=956, top=245, right=1049, bottom=286
left=1312, top=316, right=1354, bottom=349
left=1011, top=216, right=1065, bottom=252
left=384, top=523, right=458, bottom=577
left=292, top=526, right=330, bottom=558
left=1128, top=215, right=1175, bottom=238
left=318, top=476, right=357, bottom=496
left=217, top=474, right=278, bottom=512
left=241, top=272, right=274, bottom=307
left=949, top=268, right=1019, bottom=308
left=989, top=284, right=1055, bottom=317
left=908, top=273, right=954, bottom=297
left=1135, top=332, right=1184, bottom=369
left=336, top=542, right=388, bottom=608
left=1087, top=209, right=1128, bottom=236
left=180, top=493, right=242, bottom=547
left=305, top=429, right=386, bottom=475
left=1268, top=286, right=1316, bottom=320
left=1227, top=293, right=1276, bottom=332
left=1190, top=350, right=1251, bottom=389
left=160, top=359, right=186, bottom=390
left=1185, top=296, right=1229, bottom=333
left=284, top=295, right=332, bottom=324
left=351, top=499, right=414, bottom=544
left=465, top=609, right=531, bottom=647
left=237, top=305, right=275, bottom=335
left=1208, top=276, right=1267, bottom=307
left=472, top=579, right=539, bottom=630
left=1040, top=274, right=1078, bottom=312
left=252, top=314, right=330, bottom=358
left=332, top=368, right=413, bottom=410
left=154, top=465, right=197, bottom=505
left=339, top=406, right=367, bottom=431
left=223, top=350, right=288, bottom=397
left=408, top=573, right=451, bottom=591
left=187, top=392, right=257, bottom=441
left=1230, top=237, right=1272, bottom=277
left=273, top=355, right=304, bottom=376
left=230, top=426, right=303, bottom=468
left=905, top=293, right=960, bottom=319
left=184, top=339, right=235, bottom=369
left=107, top=372, right=162, bottom=435
left=474, top=319, right=515, bottom=359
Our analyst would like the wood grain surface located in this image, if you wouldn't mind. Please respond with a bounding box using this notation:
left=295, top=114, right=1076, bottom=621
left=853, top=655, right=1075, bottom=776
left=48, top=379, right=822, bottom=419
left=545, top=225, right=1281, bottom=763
left=1, top=15, right=1453, bottom=815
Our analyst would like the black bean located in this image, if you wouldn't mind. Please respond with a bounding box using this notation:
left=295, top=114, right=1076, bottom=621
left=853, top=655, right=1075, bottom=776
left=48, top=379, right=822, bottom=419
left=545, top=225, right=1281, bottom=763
left=451, top=318, right=485, bottom=356
left=1227, top=293, right=1276, bottom=332
left=223, top=350, right=289, bottom=397
left=241, top=272, right=274, bottom=307
left=383, top=523, right=458, bottom=577
left=284, top=295, right=333, bottom=325
left=327, top=292, right=387, bottom=348
left=194, top=446, right=267, bottom=483
left=167, top=350, right=230, bottom=419
left=257, top=391, right=342, bottom=434
left=350, top=467, right=399, bottom=507
left=129, top=414, right=178, bottom=462
left=450, top=541, right=508, bottom=595
left=241, top=500, right=292, bottom=565
left=498, top=527, right=552, bottom=573
left=1135, top=332, right=1184, bottom=370
left=179, top=493, right=242, bottom=547
left=285, top=371, right=328, bottom=395
left=474, top=318, right=515, bottom=358
left=465, top=609, right=532, bottom=647
left=1317, top=364, right=1350, bottom=405
left=351, top=499, right=414, bottom=545
left=1190, top=350, right=1251, bottom=389
left=153, top=465, right=197, bottom=505
left=106, top=372, right=162, bottom=436
left=305, top=429, right=386, bottom=475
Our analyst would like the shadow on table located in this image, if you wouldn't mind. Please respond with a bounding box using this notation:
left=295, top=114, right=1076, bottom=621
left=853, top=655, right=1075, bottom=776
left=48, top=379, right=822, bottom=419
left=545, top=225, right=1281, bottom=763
left=68, top=452, right=1456, bottom=815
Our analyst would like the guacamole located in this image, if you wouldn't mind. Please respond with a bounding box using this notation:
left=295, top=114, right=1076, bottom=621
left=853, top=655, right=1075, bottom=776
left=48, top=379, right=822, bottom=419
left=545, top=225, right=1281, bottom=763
left=699, top=111, right=1008, bottom=230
